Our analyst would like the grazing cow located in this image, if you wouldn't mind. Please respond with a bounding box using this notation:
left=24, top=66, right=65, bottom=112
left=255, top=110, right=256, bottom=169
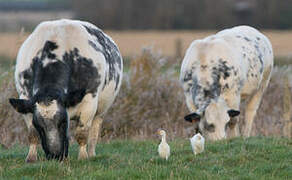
left=9, top=19, right=123, bottom=161
left=180, top=26, right=273, bottom=140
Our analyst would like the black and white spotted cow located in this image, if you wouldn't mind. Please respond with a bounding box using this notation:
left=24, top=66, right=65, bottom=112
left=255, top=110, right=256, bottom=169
left=9, top=19, right=123, bottom=161
left=180, top=26, right=273, bottom=140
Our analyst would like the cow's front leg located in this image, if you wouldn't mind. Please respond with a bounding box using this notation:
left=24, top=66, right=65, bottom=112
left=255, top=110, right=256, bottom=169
left=243, top=90, right=264, bottom=137
left=75, top=94, right=98, bottom=160
left=23, top=115, right=39, bottom=163
left=26, top=127, right=39, bottom=162
left=225, top=94, right=241, bottom=138
left=227, top=117, right=240, bottom=138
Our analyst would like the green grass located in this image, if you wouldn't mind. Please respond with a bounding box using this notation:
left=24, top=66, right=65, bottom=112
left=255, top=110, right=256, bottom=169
left=0, top=137, right=291, bottom=180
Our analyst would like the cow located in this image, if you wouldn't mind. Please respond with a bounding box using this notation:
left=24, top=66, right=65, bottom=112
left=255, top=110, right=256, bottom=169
left=180, top=26, right=273, bottom=141
left=9, top=19, right=123, bottom=162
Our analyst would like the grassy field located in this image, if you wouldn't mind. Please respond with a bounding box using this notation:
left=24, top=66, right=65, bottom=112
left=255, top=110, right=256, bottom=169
left=0, top=137, right=291, bottom=179
left=0, top=31, right=291, bottom=179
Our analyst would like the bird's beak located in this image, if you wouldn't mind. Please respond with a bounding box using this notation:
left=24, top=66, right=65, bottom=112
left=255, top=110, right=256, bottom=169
left=156, top=129, right=161, bottom=136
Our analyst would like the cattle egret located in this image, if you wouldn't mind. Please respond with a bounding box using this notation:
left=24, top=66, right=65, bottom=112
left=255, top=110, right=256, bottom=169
left=190, top=133, right=205, bottom=155
left=157, top=129, right=170, bottom=160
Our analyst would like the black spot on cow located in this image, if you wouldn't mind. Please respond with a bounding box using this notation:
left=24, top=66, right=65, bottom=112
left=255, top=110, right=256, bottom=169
left=19, top=69, right=33, bottom=97
left=19, top=41, right=59, bottom=98
left=223, top=84, right=229, bottom=90
left=88, top=40, right=102, bottom=52
left=63, top=48, right=101, bottom=98
left=190, top=76, right=207, bottom=111
left=203, top=120, right=215, bottom=132
left=201, top=65, right=208, bottom=70
left=254, top=44, right=264, bottom=73
left=256, top=37, right=261, bottom=41
left=83, top=25, right=122, bottom=90
left=243, top=37, right=251, bottom=42
left=71, top=115, right=80, bottom=122
left=32, top=56, right=70, bottom=96
left=191, top=64, right=222, bottom=113
left=19, top=41, right=101, bottom=107
left=183, top=70, right=193, bottom=82
left=210, top=70, right=221, bottom=97
left=213, top=59, right=231, bottom=80
left=41, top=41, right=58, bottom=59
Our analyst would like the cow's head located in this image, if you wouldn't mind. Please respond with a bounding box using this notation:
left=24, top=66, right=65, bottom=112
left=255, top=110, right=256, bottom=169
left=9, top=89, right=86, bottom=160
left=184, top=99, right=240, bottom=141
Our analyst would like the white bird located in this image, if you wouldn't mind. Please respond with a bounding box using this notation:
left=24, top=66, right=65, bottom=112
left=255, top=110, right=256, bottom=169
left=157, top=129, right=170, bottom=160
left=190, top=133, right=205, bottom=155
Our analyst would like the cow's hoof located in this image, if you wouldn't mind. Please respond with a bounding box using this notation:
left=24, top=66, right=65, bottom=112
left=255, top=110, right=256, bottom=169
left=25, top=155, right=37, bottom=163
left=88, top=151, right=96, bottom=158
left=78, top=153, right=88, bottom=160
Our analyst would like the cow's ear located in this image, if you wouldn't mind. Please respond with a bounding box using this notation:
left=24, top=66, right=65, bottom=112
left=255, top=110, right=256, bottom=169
left=227, top=109, right=240, bottom=117
left=65, top=89, right=86, bottom=107
left=9, top=98, right=34, bottom=114
left=184, top=112, right=201, bottom=123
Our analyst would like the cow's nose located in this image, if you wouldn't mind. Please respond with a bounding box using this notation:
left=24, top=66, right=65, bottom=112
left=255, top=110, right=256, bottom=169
left=46, top=152, right=65, bottom=161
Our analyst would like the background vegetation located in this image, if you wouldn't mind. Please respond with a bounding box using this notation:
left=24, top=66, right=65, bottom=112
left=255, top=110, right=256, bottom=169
left=73, top=0, right=292, bottom=30
left=0, top=47, right=291, bottom=148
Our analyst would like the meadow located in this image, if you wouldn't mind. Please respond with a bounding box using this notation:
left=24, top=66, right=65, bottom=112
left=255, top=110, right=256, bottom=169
left=0, top=137, right=292, bottom=179
left=0, top=31, right=291, bottom=179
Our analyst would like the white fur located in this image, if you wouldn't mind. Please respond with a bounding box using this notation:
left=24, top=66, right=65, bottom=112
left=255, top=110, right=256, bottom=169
left=36, top=100, right=58, bottom=119
left=180, top=26, right=274, bottom=140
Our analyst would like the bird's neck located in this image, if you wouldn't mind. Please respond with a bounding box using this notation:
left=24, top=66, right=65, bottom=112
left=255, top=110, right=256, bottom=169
left=161, top=135, right=167, bottom=143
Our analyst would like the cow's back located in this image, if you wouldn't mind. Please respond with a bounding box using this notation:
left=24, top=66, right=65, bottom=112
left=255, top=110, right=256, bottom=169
left=180, top=25, right=273, bottom=113
left=15, top=19, right=123, bottom=115
left=215, top=26, right=273, bottom=97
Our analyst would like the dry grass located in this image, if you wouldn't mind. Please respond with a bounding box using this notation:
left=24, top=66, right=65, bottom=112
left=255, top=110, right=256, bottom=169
left=0, top=68, right=28, bottom=148
left=0, top=47, right=291, bottom=148
left=1, top=30, right=292, bottom=59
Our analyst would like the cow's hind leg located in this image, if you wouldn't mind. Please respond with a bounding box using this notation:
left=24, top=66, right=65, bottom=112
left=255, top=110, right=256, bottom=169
left=88, top=116, right=103, bottom=157
left=243, top=90, right=264, bottom=137
left=243, top=67, right=272, bottom=137
left=75, top=94, right=98, bottom=160
left=225, top=94, right=241, bottom=138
